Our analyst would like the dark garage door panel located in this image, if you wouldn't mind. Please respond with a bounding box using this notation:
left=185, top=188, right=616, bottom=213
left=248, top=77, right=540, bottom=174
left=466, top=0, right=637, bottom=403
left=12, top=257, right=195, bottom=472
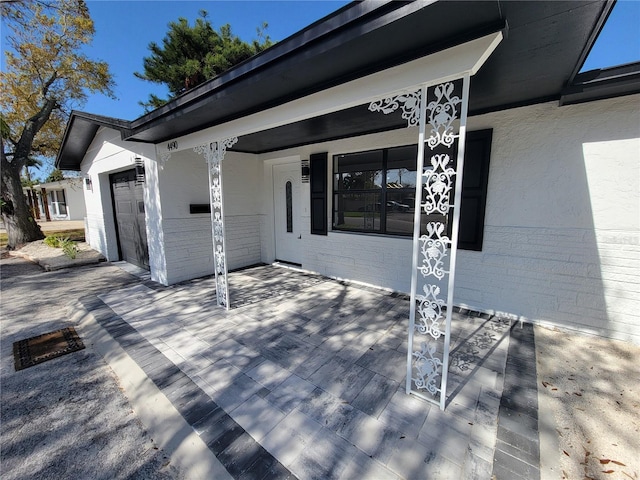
left=110, top=170, right=149, bottom=269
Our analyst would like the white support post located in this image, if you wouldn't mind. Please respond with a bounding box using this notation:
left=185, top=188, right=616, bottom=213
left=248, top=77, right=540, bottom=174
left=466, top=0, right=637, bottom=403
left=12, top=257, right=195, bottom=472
left=406, top=85, right=428, bottom=395
left=439, top=73, right=470, bottom=410
left=370, top=75, right=470, bottom=410
left=194, top=137, right=238, bottom=309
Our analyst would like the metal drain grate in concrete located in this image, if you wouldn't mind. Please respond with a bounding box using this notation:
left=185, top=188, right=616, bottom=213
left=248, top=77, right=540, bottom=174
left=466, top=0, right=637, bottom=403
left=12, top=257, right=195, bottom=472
left=13, top=327, right=85, bottom=371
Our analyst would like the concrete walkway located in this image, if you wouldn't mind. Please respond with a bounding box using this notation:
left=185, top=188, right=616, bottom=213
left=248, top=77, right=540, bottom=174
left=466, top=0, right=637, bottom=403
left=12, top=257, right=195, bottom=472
left=75, top=264, right=540, bottom=479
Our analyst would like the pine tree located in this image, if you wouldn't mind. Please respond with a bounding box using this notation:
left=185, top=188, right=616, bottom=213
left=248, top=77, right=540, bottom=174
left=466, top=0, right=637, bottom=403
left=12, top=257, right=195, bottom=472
left=135, top=10, right=272, bottom=111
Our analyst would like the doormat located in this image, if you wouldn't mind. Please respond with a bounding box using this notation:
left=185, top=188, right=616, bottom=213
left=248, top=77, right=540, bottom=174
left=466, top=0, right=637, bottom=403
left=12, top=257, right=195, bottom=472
left=13, top=327, right=85, bottom=371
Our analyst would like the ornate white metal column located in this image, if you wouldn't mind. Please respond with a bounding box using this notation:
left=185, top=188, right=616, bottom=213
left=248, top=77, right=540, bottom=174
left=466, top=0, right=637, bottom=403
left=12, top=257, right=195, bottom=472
left=370, top=75, right=470, bottom=409
left=194, top=137, right=238, bottom=309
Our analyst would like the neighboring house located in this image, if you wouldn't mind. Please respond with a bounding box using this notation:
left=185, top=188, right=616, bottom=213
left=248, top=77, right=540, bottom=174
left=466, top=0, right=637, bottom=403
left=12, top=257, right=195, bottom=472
left=56, top=0, right=639, bottom=355
left=23, top=178, right=87, bottom=221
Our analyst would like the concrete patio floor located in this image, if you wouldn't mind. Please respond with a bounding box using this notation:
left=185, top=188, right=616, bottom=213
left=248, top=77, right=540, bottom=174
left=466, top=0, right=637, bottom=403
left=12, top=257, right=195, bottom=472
left=76, top=264, right=533, bottom=479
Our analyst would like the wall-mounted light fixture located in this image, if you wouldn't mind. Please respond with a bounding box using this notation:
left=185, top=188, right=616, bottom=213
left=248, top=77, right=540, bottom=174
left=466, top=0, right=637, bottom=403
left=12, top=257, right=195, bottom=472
left=84, top=175, right=92, bottom=190
left=301, top=159, right=310, bottom=183
left=134, top=156, right=145, bottom=185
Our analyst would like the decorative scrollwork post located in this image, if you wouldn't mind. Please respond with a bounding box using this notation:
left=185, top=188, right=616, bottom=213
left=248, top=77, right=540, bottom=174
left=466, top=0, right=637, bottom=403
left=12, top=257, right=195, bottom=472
left=194, top=137, right=238, bottom=309
left=158, top=152, right=172, bottom=170
left=369, top=75, right=470, bottom=410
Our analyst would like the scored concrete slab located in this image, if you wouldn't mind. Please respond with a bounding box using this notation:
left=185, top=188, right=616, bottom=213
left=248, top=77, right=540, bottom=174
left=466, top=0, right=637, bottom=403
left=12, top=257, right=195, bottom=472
left=77, top=264, right=522, bottom=479
left=73, top=303, right=233, bottom=480
left=492, top=322, right=540, bottom=480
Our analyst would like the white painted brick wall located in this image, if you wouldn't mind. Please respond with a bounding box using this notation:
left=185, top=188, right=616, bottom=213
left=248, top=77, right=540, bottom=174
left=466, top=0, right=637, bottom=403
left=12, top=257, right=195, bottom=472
left=303, top=215, right=413, bottom=292
left=459, top=96, right=640, bottom=344
left=259, top=95, right=640, bottom=344
left=85, top=212, right=115, bottom=260
left=157, top=149, right=263, bottom=284
left=226, top=215, right=262, bottom=270
left=162, top=216, right=213, bottom=284
left=161, top=214, right=262, bottom=284
left=79, top=97, right=639, bottom=344
left=456, top=227, right=640, bottom=343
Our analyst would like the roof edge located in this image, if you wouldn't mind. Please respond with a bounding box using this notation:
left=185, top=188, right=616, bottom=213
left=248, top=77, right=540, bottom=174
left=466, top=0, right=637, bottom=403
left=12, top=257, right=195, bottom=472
left=560, top=61, right=640, bottom=106
left=55, top=111, right=132, bottom=170
left=566, top=0, right=617, bottom=85
left=129, top=1, right=402, bottom=130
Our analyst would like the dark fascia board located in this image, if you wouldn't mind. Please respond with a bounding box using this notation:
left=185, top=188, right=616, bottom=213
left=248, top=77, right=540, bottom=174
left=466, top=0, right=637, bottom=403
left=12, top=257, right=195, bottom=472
left=70, top=111, right=132, bottom=132
left=132, top=19, right=507, bottom=146
left=565, top=0, right=616, bottom=85
left=57, top=1, right=620, bottom=165
left=125, top=1, right=454, bottom=142
left=128, top=0, right=401, bottom=131
left=560, top=61, right=640, bottom=105
left=55, top=111, right=132, bottom=170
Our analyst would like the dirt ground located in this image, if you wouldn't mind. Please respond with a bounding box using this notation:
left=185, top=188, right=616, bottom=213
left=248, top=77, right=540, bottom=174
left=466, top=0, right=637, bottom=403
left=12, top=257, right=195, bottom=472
left=0, top=256, right=183, bottom=480
left=536, top=326, right=640, bottom=480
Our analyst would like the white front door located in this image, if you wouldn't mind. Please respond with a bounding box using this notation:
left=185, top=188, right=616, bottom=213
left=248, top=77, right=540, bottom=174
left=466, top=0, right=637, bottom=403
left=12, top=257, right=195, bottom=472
left=273, top=162, right=302, bottom=264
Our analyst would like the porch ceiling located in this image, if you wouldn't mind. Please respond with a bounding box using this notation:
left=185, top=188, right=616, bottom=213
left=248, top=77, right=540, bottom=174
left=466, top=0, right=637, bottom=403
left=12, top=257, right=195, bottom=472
left=231, top=0, right=612, bottom=154
left=57, top=0, right=618, bottom=167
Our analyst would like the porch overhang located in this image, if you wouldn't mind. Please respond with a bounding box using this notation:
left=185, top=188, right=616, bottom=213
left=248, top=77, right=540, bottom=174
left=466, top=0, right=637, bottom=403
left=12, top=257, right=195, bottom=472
left=158, top=31, right=503, bottom=156
left=56, top=0, right=617, bottom=170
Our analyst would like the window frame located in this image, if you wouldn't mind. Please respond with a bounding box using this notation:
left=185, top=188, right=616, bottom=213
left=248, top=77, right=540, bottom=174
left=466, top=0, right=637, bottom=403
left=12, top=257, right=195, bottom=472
left=331, top=129, right=492, bottom=250
left=332, top=144, right=418, bottom=237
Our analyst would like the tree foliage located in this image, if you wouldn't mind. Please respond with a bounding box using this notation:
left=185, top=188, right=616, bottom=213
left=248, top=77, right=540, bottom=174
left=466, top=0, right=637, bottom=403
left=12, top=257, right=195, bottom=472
left=45, top=168, right=65, bottom=183
left=135, top=10, right=272, bottom=111
left=0, top=0, right=114, bottom=247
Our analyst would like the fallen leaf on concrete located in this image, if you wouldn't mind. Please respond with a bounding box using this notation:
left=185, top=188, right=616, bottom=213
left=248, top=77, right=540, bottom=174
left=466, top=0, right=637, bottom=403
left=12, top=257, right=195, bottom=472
left=601, top=459, right=611, bottom=464
left=564, top=450, right=571, bottom=457
left=602, top=470, right=615, bottom=474
left=611, top=460, right=626, bottom=466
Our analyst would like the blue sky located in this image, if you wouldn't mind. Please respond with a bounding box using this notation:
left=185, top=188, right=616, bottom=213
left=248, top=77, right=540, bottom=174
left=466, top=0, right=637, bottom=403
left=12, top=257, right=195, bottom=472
left=81, top=0, right=351, bottom=119
left=79, top=0, right=639, bottom=121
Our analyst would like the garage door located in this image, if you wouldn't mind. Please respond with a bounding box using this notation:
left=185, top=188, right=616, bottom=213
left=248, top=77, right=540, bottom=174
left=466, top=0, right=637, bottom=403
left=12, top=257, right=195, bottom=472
left=110, top=170, right=149, bottom=269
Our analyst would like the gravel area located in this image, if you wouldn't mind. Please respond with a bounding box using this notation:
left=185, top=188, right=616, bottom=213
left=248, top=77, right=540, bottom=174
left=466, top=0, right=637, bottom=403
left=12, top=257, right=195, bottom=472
left=9, top=240, right=104, bottom=271
left=0, top=257, right=183, bottom=480
left=536, top=326, right=640, bottom=480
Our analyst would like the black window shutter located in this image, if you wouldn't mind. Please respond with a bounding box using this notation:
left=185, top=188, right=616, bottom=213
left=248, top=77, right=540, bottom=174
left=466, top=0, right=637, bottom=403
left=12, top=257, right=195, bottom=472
left=310, top=152, right=328, bottom=235
left=458, top=129, right=492, bottom=251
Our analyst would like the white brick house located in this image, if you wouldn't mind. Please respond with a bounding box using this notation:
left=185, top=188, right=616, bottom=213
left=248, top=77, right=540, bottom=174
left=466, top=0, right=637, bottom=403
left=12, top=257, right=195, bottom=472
left=23, top=178, right=87, bottom=221
left=56, top=0, right=640, bottom=350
